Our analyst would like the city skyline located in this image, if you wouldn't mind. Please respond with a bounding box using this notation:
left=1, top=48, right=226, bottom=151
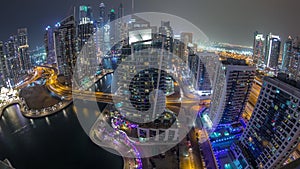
left=1, top=1, right=300, bottom=169
left=1, top=0, right=300, bottom=48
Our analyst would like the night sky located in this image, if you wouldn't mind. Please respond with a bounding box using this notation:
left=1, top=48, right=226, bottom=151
left=1, top=0, right=299, bottom=48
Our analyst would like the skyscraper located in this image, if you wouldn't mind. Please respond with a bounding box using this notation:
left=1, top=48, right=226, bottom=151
left=180, top=32, right=193, bottom=64
left=109, top=9, right=116, bottom=22
left=281, top=36, right=300, bottom=81
left=209, top=58, right=255, bottom=129
left=79, top=5, right=93, bottom=24
left=5, top=36, right=20, bottom=85
left=118, top=3, right=124, bottom=19
left=281, top=36, right=293, bottom=72
left=17, top=28, right=31, bottom=71
left=78, top=5, right=94, bottom=51
left=53, top=15, right=77, bottom=82
left=158, top=21, right=174, bottom=52
left=44, top=26, right=57, bottom=65
left=232, top=74, right=300, bottom=169
left=108, top=9, right=116, bottom=41
left=264, top=33, right=281, bottom=70
left=99, top=2, right=106, bottom=28
left=188, top=52, right=212, bottom=92
left=0, top=41, right=8, bottom=87
left=253, top=31, right=265, bottom=67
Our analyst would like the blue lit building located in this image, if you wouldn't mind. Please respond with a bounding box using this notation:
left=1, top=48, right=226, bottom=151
left=209, top=58, right=255, bottom=129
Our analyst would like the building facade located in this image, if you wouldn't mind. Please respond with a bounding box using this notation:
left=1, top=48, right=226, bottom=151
left=253, top=31, right=265, bottom=67
left=209, top=58, right=255, bottom=129
left=281, top=36, right=300, bottom=81
left=264, top=33, right=281, bottom=70
left=54, top=16, right=77, bottom=82
left=233, top=75, right=300, bottom=169
left=17, top=28, right=30, bottom=72
left=0, top=41, right=8, bottom=87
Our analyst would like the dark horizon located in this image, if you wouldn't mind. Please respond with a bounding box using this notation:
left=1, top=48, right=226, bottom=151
left=1, top=0, right=299, bottom=48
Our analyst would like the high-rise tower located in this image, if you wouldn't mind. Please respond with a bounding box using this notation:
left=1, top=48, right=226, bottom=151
left=264, top=33, right=281, bottom=70
left=0, top=41, right=8, bottom=87
left=232, top=74, right=300, bottom=169
left=17, top=28, right=30, bottom=71
left=99, top=2, right=106, bottom=28
left=209, top=58, right=255, bottom=129
left=253, top=31, right=265, bottom=67
left=281, top=36, right=300, bottom=81
left=53, top=16, right=77, bottom=83
left=78, top=5, right=94, bottom=51
left=44, top=26, right=57, bottom=65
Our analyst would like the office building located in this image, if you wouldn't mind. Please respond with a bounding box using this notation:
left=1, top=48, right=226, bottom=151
left=232, top=74, right=300, bottom=169
left=281, top=36, right=300, bottom=81
left=188, top=52, right=212, bottom=92
left=158, top=21, right=174, bottom=52
left=17, top=28, right=31, bottom=72
left=53, top=15, right=77, bottom=82
left=5, top=36, right=21, bottom=85
left=253, top=31, right=265, bottom=67
left=79, top=5, right=93, bottom=24
left=109, top=9, right=116, bottom=22
left=0, top=41, right=8, bottom=87
left=30, top=46, right=46, bottom=66
left=117, top=3, right=124, bottom=19
left=180, top=32, right=193, bottom=64
left=99, top=2, right=106, bottom=28
left=44, top=26, right=57, bottom=65
left=78, top=5, right=94, bottom=51
left=264, top=33, right=281, bottom=70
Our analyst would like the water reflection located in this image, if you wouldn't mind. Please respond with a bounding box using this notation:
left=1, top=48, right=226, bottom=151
left=0, top=104, right=123, bottom=169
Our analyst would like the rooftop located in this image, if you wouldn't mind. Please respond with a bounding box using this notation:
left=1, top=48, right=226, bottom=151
left=222, top=58, right=248, bottom=66
left=264, top=74, right=300, bottom=98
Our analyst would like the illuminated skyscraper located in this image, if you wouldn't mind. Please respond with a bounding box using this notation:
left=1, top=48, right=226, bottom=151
left=79, top=5, right=93, bottom=24
left=108, top=9, right=116, bottom=41
left=5, top=36, right=20, bottom=85
left=281, top=36, right=293, bottom=73
left=44, top=26, right=57, bottom=65
left=253, top=31, right=265, bottom=67
left=109, top=9, right=116, bottom=22
left=209, top=58, right=255, bottom=129
left=30, top=46, right=46, bottom=66
left=264, top=33, right=281, bottom=70
left=78, top=5, right=94, bottom=51
left=188, top=52, right=212, bottom=92
left=53, top=16, right=77, bottom=82
left=0, top=41, right=8, bottom=87
left=232, top=74, right=300, bottom=169
left=99, top=2, right=106, bottom=28
left=281, top=36, right=300, bottom=81
left=158, top=21, right=174, bottom=52
left=118, top=3, right=124, bottom=19
left=180, top=32, right=193, bottom=64
left=17, top=28, right=31, bottom=71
